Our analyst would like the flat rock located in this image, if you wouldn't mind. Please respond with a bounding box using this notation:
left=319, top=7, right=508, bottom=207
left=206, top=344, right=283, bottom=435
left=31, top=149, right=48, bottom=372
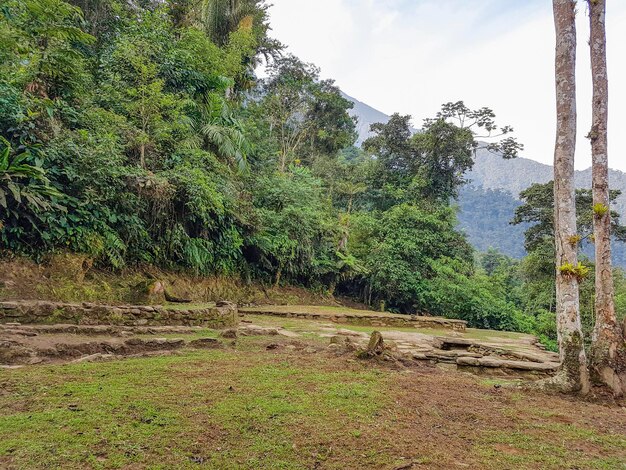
left=277, top=329, right=300, bottom=338
left=70, top=353, right=114, bottom=364
left=189, top=338, right=222, bottom=349
left=336, top=329, right=367, bottom=337
left=433, top=337, right=475, bottom=350
left=238, top=326, right=279, bottom=336
left=456, top=356, right=560, bottom=372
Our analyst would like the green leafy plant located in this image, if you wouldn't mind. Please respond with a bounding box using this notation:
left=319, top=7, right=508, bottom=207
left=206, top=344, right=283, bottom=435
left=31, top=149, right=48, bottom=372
left=593, top=203, right=609, bottom=218
left=568, top=234, right=582, bottom=247
left=0, top=137, right=61, bottom=214
left=558, top=262, right=590, bottom=282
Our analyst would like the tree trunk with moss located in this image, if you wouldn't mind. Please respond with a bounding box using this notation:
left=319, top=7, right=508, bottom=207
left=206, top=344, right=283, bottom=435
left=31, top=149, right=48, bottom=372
left=549, top=0, right=590, bottom=394
left=587, top=0, right=626, bottom=396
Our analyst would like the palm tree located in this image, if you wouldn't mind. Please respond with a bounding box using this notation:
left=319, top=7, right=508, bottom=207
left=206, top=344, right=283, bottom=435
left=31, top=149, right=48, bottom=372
left=201, top=0, right=257, bottom=45
left=183, top=94, right=249, bottom=171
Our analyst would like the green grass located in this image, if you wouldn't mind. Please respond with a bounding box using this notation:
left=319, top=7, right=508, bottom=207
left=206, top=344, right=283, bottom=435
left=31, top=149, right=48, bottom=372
left=240, top=305, right=376, bottom=316
left=1, top=338, right=624, bottom=469
left=163, top=302, right=217, bottom=311
left=0, top=347, right=390, bottom=469
left=476, top=426, right=626, bottom=469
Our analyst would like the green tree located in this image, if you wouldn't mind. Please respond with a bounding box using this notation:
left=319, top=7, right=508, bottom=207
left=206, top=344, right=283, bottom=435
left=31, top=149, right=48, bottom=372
left=512, top=181, right=626, bottom=252
left=247, top=166, right=339, bottom=287
left=355, top=203, right=473, bottom=313
left=363, top=102, right=521, bottom=205
left=103, top=11, right=182, bottom=169
left=254, top=55, right=356, bottom=172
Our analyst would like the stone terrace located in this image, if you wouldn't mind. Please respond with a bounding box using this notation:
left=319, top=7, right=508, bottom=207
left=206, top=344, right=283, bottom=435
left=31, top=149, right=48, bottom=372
left=0, top=300, right=238, bottom=328
left=240, top=305, right=467, bottom=332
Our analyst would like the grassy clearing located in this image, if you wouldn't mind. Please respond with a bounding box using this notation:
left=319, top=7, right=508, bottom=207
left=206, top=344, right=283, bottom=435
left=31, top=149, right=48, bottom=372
left=163, top=303, right=217, bottom=311
left=1, top=337, right=625, bottom=469
left=240, top=305, right=375, bottom=316
left=476, top=422, right=626, bottom=469
left=0, top=343, right=392, bottom=469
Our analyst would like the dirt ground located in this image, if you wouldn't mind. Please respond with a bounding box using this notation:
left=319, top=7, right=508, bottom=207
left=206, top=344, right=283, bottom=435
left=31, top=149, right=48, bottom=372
left=1, top=314, right=625, bottom=469
left=1, top=313, right=559, bottom=373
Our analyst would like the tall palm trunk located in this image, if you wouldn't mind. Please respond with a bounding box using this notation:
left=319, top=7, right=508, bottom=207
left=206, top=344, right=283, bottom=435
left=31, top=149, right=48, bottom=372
left=587, top=0, right=626, bottom=396
left=550, top=0, right=590, bottom=394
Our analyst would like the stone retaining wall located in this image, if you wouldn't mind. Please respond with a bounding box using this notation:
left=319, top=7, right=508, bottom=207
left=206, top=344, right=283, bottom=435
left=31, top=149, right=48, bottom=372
left=241, top=309, right=466, bottom=332
left=0, top=301, right=238, bottom=328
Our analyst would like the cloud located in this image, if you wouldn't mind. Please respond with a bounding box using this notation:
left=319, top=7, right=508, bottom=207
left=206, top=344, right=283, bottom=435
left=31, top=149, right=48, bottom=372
left=266, top=0, right=626, bottom=172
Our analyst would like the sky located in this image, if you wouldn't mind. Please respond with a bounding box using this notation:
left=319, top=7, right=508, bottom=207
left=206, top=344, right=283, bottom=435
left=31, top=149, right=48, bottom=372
left=265, top=0, right=626, bottom=172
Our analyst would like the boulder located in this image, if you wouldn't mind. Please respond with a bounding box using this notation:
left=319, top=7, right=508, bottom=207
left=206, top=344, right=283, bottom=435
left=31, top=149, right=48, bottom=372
left=131, top=280, right=166, bottom=304
left=357, top=331, right=385, bottom=359
left=220, top=329, right=238, bottom=339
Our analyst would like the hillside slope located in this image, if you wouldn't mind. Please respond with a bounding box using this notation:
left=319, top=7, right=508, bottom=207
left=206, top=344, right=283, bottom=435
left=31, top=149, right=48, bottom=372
left=468, top=148, right=626, bottom=217
left=343, top=92, right=418, bottom=145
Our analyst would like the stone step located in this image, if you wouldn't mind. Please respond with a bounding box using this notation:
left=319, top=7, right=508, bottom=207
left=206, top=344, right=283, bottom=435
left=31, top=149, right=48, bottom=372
left=456, top=356, right=560, bottom=372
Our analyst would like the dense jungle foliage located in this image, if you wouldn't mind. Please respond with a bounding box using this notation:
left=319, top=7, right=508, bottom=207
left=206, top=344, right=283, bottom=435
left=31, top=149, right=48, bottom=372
left=1, top=0, right=624, bottom=344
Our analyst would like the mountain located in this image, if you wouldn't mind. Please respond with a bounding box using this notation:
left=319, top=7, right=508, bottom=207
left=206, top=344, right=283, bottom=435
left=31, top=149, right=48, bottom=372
left=463, top=150, right=626, bottom=267
left=468, top=148, right=626, bottom=217
left=456, top=186, right=528, bottom=259
left=342, top=93, right=626, bottom=267
left=342, top=92, right=417, bottom=145
left=342, top=92, right=392, bottom=145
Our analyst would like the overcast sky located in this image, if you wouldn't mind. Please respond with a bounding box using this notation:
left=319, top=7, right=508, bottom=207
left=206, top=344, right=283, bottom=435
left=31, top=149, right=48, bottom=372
left=265, top=0, right=626, bottom=172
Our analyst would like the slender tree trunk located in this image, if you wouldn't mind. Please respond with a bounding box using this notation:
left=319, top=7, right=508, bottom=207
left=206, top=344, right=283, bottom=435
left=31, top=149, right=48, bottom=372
left=274, top=265, right=282, bottom=289
left=587, top=0, right=626, bottom=396
left=550, top=0, right=590, bottom=394
left=140, top=143, right=146, bottom=169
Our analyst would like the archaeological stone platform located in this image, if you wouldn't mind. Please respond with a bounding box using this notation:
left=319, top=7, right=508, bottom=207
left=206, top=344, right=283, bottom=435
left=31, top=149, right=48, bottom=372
left=240, top=305, right=467, bottom=331
left=0, top=301, right=238, bottom=328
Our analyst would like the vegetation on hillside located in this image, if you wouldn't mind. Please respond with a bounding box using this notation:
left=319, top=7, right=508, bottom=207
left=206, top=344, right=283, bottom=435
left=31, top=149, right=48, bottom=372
left=1, top=0, right=625, bottom=346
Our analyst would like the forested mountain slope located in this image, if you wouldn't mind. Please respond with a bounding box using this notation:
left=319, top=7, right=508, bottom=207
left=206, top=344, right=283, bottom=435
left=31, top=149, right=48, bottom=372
left=463, top=150, right=626, bottom=266
left=468, top=148, right=626, bottom=217
left=343, top=94, right=626, bottom=265
left=2, top=0, right=624, bottom=339
left=0, top=0, right=532, bottom=329
left=455, top=186, right=527, bottom=258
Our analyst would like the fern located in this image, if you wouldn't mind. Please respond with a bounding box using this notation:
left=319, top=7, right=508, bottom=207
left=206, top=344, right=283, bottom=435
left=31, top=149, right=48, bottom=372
left=102, top=231, right=127, bottom=269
